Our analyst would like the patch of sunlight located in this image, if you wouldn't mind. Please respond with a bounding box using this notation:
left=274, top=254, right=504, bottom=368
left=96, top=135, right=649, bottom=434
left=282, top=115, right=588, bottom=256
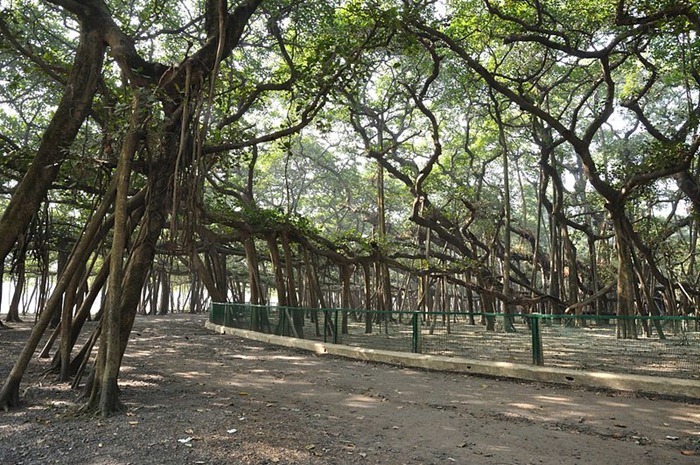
left=263, top=355, right=311, bottom=362
left=598, top=400, right=631, bottom=408
left=509, top=402, right=541, bottom=410
left=230, top=354, right=261, bottom=360
left=534, top=395, right=571, bottom=403
left=172, top=371, right=211, bottom=379
left=120, top=379, right=159, bottom=388
left=669, top=412, right=700, bottom=423
left=342, top=394, right=380, bottom=408
left=0, top=422, right=35, bottom=434
left=485, top=445, right=512, bottom=453
left=124, top=349, right=153, bottom=357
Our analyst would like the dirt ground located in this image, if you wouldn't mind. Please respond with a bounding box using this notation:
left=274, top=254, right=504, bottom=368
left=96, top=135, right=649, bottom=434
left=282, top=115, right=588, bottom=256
left=1, top=313, right=699, bottom=465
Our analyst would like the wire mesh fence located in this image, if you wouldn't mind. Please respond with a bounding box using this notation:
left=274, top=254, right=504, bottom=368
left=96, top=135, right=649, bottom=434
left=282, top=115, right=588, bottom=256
left=210, top=302, right=700, bottom=380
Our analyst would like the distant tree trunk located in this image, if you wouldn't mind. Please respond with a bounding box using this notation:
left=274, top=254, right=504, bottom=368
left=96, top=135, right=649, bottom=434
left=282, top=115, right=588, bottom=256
left=159, top=270, right=170, bottom=315
left=267, top=233, right=294, bottom=336
left=562, top=227, right=582, bottom=327
left=610, top=210, right=638, bottom=339
left=478, top=271, right=496, bottom=331
left=36, top=203, right=51, bottom=315
left=465, top=273, right=476, bottom=325
left=362, top=261, right=373, bottom=334
left=205, top=244, right=228, bottom=301
left=549, top=226, right=563, bottom=317
left=587, top=236, right=600, bottom=316
left=6, top=233, right=27, bottom=323
left=280, top=230, right=303, bottom=337
left=244, top=236, right=268, bottom=331
left=48, top=256, right=111, bottom=374
left=494, top=100, right=515, bottom=333
left=191, top=252, right=227, bottom=303
left=300, top=249, right=319, bottom=334
left=531, top=166, right=546, bottom=314
left=59, top=261, right=84, bottom=381
left=339, top=262, right=353, bottom=340
left=189, top=277, right=200, bottom=314
left=50, top=246, right=71, bottom=329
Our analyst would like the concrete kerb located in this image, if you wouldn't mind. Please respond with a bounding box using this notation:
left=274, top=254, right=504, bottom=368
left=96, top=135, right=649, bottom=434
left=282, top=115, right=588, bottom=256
left=204, top=321, right=700, bottom=399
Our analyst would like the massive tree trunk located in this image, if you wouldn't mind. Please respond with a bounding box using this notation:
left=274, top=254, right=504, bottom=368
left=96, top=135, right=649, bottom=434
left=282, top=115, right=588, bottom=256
left=84, top=98, right=178, bottom=415
left=78, top=0, right=262, bottom=415
left=85, top=93, right=142, bottom=416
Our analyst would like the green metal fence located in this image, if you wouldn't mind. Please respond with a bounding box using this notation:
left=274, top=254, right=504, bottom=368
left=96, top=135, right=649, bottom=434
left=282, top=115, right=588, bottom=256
left=210, top=302, right=700, bottom=379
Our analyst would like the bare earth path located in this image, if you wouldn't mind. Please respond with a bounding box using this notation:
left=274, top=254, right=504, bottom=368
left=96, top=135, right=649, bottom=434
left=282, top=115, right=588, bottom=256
left=1, top=313, right=699, bottom=465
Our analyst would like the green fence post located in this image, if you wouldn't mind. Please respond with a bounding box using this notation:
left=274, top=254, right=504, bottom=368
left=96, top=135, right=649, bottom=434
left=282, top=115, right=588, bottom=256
left=323, top=310, right=328, bottom=343
left=333, top=309, right=339, bottom=344
left=530, top=314, right=544, bottom=366
left=412, top=312, right=420, bottom=353
left=281, top=306, right=287, bottom=336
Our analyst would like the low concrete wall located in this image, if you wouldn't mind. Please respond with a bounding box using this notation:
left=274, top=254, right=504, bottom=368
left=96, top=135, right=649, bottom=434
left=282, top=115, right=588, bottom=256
left=205, top=321, right=700, bottom=399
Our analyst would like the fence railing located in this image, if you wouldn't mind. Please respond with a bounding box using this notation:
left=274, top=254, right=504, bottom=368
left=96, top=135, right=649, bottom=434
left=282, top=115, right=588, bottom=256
left=210, top=302, right=700, bottom=379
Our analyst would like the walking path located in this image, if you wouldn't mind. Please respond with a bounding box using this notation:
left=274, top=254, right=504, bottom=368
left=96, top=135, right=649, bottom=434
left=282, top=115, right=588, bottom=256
left=1, top=313, right=698, bottom=464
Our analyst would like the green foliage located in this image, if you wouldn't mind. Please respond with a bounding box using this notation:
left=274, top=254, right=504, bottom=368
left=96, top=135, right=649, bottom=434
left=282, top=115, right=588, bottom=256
left=2, top=0, right=700, bottom=321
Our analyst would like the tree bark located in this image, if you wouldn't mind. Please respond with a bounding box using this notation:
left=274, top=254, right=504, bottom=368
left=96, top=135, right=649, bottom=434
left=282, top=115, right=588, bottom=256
left=0, top=21, right=105, bottom=265
left=0, top=175, right=117, bottom=411
left=191, top=251, right=227, bottom=303
left=158, top=270, right=170, bottom=315
left=90, top=93, right=142, bottom=417
left=59, top=261, right=83, bottom=381
left=280, top=230, right=304, bottom=337
left=610, top=209, right=638, bottom=339
left=6, top=233, right=27, bottom=323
